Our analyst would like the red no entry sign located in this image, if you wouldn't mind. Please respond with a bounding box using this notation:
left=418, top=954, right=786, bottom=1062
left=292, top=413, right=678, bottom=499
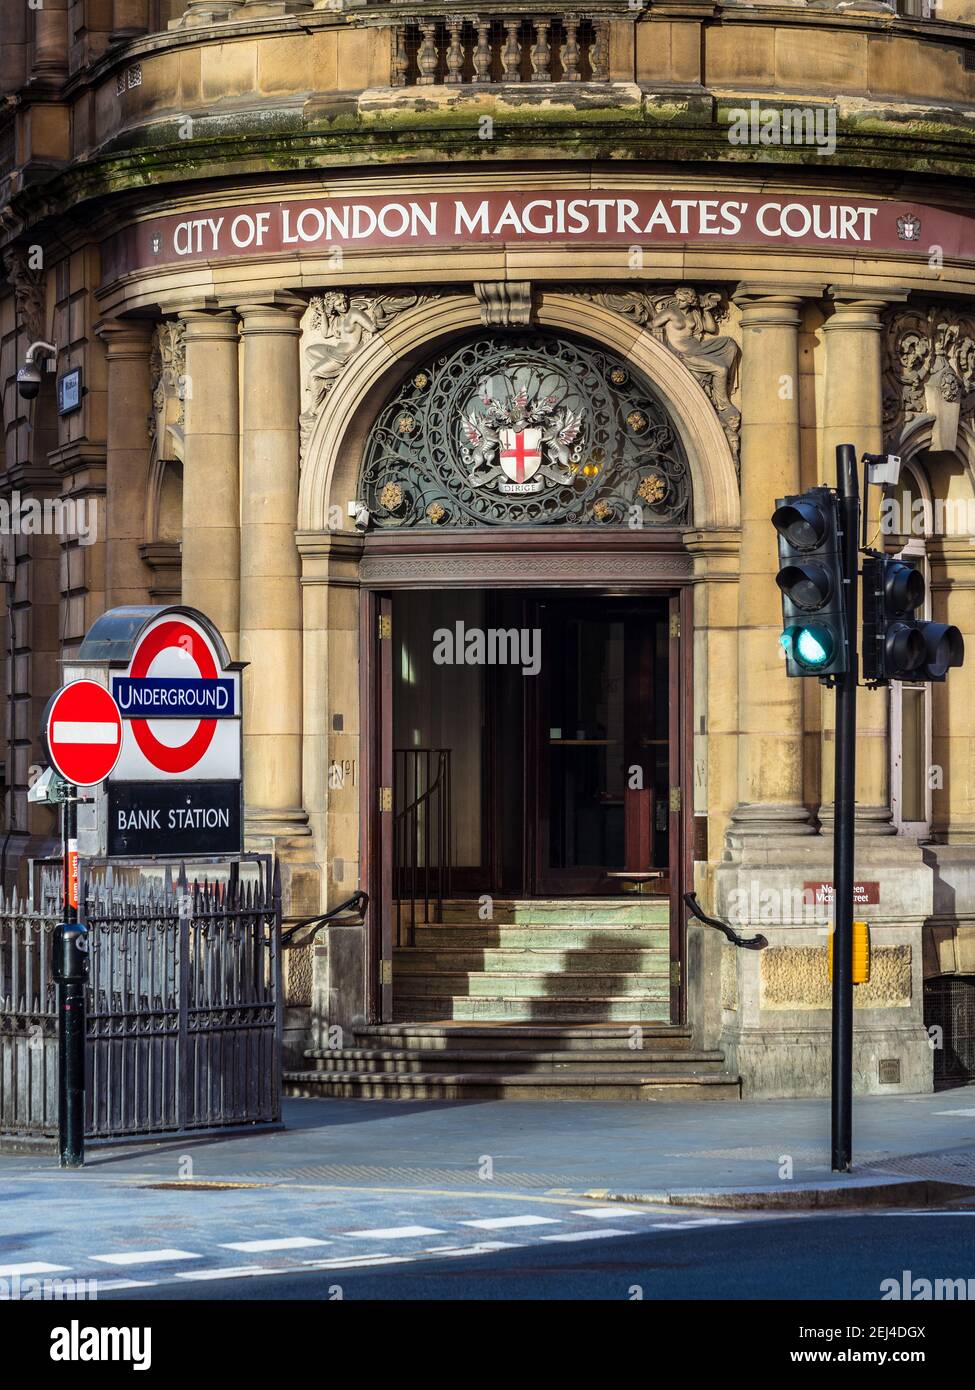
left=45, top=680, right=123, bottom=786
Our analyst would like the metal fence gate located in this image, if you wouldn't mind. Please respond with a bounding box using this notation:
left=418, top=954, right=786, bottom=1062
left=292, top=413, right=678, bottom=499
left=0, top=857, right=282, bottom=1143
left=924, top=975, right=975, bottom=1088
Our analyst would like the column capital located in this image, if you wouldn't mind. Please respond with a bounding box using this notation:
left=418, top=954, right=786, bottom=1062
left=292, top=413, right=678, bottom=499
left=681, top=527, right=742, bottom=562
left=179, top=308, right=240, bottom=342
left=828, top=284, right=911, bottom=306
left=733, top=283, right=827, bottom=330
left=94, top=317, right=155, bottom=356
left=236, top=294, right=306, bottom=333
left=824, top=285, right=910, bottom=330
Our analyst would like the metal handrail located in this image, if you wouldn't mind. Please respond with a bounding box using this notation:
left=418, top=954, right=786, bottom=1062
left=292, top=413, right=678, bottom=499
left=395, top=748, right=452, bottom=945
left=683, top=892, right=767, bottom=950
left=280, top=891, right=369, bottom=948
left=394, top=759, right=450, bottom=826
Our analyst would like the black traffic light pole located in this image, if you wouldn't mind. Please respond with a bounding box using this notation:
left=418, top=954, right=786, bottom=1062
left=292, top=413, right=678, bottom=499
left=831, top=443, right=860, bottom=1172
left=57, top=785, right=86, bottom=1168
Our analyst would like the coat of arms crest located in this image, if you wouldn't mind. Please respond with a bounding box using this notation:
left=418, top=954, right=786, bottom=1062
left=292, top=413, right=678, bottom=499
left=896, top=213, right=922, bottom=243
left=462, top=383, right=584, bottom=494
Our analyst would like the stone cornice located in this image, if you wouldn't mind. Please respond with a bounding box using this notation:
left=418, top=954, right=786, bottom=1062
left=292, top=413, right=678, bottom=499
left=6, top=111, right=975, bottom=255
left=25, top=6, right=975, bottom=101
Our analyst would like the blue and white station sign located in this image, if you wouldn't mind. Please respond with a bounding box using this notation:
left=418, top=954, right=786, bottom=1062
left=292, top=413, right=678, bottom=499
left=63, top=605, right=245, bottom=859
left=109, top=610, right=241, bottom=782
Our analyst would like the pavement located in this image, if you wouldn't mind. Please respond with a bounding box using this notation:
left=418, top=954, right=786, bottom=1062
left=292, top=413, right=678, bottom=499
left=3, top=1091, right=975, bottom=1301
left=3, top=1087, right=975, bottom=1204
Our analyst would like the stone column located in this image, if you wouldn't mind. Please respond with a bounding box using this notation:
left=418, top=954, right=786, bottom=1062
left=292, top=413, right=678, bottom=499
left=96, top=319, right=154, bottom=609
left=110, top=0, right=149, bottom=40
left=237, top=0, right=311, bottom=17
left=237, top=299, right=308, bottom=843
left=177, top=0, right=243, bottom=24
left=30, top=0, right=69, bottom=83
left=180, top=310, right=240, bottom=655
left=819, top=288, right=908, bottom=832
left=728, top=285, right=821, bottom=842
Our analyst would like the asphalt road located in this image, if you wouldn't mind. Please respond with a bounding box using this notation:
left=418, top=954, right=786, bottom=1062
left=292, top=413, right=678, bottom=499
left=3, top=1166, right=974, bottom=1302
left=89, top=1207, right=975, bottom=1301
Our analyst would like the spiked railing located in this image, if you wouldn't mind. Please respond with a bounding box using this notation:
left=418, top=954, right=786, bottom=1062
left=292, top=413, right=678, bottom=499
left=0, top=857, right=282, bottom=1143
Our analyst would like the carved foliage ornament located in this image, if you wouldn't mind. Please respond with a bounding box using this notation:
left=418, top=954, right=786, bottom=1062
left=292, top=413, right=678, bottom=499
left=574, top=285, right=741, bottom=465
left=360, top=330, right=691, bottom=529
left=883, top=305, right=975, bottom=454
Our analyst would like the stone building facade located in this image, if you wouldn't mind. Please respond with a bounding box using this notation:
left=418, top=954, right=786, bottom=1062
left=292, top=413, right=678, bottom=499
left=3, top=0, right=975, bottom=1097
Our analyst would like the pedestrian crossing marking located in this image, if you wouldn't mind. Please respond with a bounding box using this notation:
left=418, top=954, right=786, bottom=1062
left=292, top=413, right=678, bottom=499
left=89, top=1248, right=202, bottom=1265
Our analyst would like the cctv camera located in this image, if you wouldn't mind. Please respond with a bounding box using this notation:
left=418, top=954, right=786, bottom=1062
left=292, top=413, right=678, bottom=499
left=16, top=362, right=42, bottom=400
left=16, top=340, right=57, bottom=401
left=348, top=499, right=372, bottom=531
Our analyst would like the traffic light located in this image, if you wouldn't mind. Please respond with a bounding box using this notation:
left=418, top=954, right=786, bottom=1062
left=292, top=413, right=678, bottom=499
left=862, top=554, right=964, bottom=683
left=772, top=487, right=849, bottom=677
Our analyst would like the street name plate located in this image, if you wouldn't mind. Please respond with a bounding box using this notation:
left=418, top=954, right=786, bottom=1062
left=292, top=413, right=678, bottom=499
left=108, top=780, right=243, bottom=856
left=803, top=880, right=880, bottom=906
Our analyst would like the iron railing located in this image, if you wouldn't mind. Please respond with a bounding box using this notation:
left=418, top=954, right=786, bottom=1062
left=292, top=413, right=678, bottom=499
left=0, top=871, right=59, bottom=1138
left=925, top=975, right=975, bottom=1088
left=0, top=858, right=281, bottom=1143
left=394, top=747, right=452, bottom=945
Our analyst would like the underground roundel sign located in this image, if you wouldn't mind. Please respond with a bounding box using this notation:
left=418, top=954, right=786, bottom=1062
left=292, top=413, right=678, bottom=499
left=44, top=680, right=123, bottom=786
left=110, top=613, right=241, bottom=782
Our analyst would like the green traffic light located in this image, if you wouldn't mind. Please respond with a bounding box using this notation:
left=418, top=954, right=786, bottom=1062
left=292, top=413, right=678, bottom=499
left=781, top=625, right=835, bottom=670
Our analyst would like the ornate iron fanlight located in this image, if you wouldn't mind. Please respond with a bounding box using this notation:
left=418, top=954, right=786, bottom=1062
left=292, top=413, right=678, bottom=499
left=360, top=331, right=691, bottom=528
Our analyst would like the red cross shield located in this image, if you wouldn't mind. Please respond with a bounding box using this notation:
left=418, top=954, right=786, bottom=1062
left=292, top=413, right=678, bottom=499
left=499, top=428, right=543, bottom=484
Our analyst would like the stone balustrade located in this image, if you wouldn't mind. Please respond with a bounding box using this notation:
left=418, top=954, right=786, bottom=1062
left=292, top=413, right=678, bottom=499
left=392, top=16, right=608, bottom=86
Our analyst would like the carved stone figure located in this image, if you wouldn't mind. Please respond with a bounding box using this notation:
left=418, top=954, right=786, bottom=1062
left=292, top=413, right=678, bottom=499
left=577, top=284, right=741, bottom=463
left=305, top=293, right=383, bottom=410
left=299, top=291, right=436, bottom=465
left=883, top=306, right=975, bottom=453
left=649, top=287, right=739, bottom=415
left=148, top=321, right=185, bottom=448
left=304, top=291, right=432, bottom=412
left=1, top=246, right=45, bottom=345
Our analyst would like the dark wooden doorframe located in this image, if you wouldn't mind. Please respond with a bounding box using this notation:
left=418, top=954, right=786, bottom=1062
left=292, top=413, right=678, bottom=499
left=359, top=580, right=695, bottom=1026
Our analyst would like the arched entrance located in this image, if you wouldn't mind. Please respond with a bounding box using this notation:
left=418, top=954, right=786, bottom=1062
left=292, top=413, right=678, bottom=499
left=299, top=292, right=739, bottom=1034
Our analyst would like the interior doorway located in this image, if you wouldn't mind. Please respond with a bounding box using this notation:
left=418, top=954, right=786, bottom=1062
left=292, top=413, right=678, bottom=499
left=381, top=589, right=679, bottom=901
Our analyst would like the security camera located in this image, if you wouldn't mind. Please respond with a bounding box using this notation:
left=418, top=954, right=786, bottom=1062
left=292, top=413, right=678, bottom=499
left=862, top=452, right=902, bottom=487
left=348, top=499, right=372, bottom=532
left=16, top=361, right=42, bottom=400
left=16, top=340, right=56, bottom=400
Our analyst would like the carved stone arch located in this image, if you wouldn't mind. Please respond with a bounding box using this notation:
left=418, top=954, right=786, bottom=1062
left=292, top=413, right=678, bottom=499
left=298, top=291, right=740, bottom=533
left=895, top=414, right=975, bottom=513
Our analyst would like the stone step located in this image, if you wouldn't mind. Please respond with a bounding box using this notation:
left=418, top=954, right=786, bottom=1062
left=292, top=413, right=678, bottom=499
left=354, top=1022, right=694, bottom=1052
left=422, top=899, right=670, bottom=926
left=410, top=924, right=671, bottom=949
left=393, top=995, right=672, bottom=1022
left=284, top=1069, right=741, bottom=1102
left=397, top=970, right=669, bottom=999
left=394, top=947, right=669, bottom=973
left=303, top=1046, right=728, bottom=1076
